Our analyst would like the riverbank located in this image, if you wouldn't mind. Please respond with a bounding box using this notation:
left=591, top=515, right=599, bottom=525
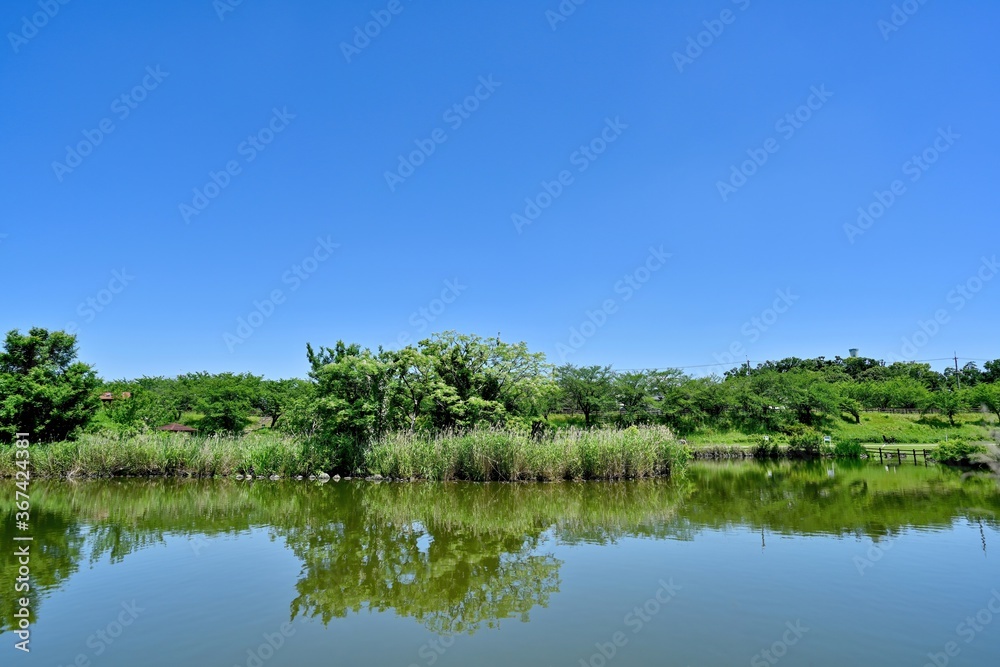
left=3, top=425, right=994, bottom=480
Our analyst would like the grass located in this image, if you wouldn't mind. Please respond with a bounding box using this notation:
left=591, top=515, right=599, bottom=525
left=5, top=413, right=994, bottom=479
left=682, top=412, right=996, bottom=449
left=365, top=425, right=688, bottom=481
left=0, top=425, right=689, bottom=481
left=0, top=430, right=321, bottom=478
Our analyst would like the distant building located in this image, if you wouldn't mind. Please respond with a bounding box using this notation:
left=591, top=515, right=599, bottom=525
left=157, top=423, right=197, bottom=434
left=99, top=391, right=133, bottom=405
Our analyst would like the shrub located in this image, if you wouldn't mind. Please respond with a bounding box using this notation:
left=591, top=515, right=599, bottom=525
left=933, top=440, right=987, bottom=465
left=832, top=440, right=865, bottom=459
left=786, top=429, right=822, bottom=458
left=752, top=436, right=780, bottom=459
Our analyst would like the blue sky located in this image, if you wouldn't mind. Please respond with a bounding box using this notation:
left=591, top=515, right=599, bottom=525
left=2, top=0, right=997, bottom=380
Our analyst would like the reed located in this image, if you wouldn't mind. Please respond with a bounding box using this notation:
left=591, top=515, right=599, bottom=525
left=0, top=431, right=312, bottom=478
left=0, top=425, right=688, bottom=480
left=365, top=425, right=688, bottom=481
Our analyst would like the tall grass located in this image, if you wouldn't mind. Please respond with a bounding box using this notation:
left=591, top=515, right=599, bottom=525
left=0, top=426, right=688, bottom=480
left=0, top=431, right=319, bottom=478
left=365, top=425, right=688, bottom=481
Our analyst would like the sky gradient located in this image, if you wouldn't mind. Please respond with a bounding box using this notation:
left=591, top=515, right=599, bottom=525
left=2, top=0, right=998, bottom=380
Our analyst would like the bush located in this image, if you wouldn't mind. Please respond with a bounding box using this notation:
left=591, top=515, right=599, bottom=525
left=786, top=429, right=822, bottom=458
left=752, top=436, right=780, bottom=459
left=933, top=440, right=987, bottom=465
left=832, top=440, right=865, bottom=459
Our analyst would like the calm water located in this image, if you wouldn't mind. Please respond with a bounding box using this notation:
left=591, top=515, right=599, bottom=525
left=3, top=461, right=1000, bottom=666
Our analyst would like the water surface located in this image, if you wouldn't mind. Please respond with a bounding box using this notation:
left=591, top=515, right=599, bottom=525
left=3, top=461, right=999, bottom=666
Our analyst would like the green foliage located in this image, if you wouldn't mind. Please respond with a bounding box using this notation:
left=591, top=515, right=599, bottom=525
left=6, top=326, right=1000, bottom=472
left=366, top=425, right=687, bottom=481
left=0, top=328, right=99, bottom=442
left=971, top=383, right=1000, bottom=421
left=832, top=440, right=866, bottom=459
left=554, top=364, right=615, bottom=427
left=785, top=427, right=822, bottom=458
left=922, top=389, right=967, bottom=426
left=91, top=384, right=173, bottom=436
left=193, top=372, right=258, bottom=434
left=933, top=440, right=987, bottom=465
left=752, top=436, right=780, bottom=459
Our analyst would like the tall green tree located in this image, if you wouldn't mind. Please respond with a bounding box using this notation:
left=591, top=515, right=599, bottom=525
left=971, top=383, right=1000, bottom=422
left=923, top=389, right=967, bottom=427
left=253, top=378, right=309, bottom=429
left=0, top=328, right=99, bottom=442
left=194, top=373, right=258, bottom=434
left=417, top=332, right=548, bottom=429
left=554, top=364, right=615, bottom=427
left=612, top=371, right=654, bottom=426
left=307, top=341, right=398, bottom=451
left=982, top=359, right=1000, bottom=384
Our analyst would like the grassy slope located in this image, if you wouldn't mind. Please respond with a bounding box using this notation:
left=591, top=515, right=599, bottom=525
left=684, top=412, right=997, bottom=448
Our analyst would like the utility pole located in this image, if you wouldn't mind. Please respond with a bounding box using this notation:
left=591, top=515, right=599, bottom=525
left=954, top=352, right=960, bottom=390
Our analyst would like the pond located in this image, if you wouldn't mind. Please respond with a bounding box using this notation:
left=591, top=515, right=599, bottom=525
left=2, top=461, right=999, bottom=666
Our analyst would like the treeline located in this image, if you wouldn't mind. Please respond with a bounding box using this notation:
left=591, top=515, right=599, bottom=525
left=3, top=328, right=1000, bottom=448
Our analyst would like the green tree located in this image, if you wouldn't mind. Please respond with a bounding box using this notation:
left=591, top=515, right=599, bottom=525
left=253, top=378, right=309, bottom=429
left=971, top=383, right=1000, bottom=422
left=612, top=371, right=654, bottom=426
left=416, top=332, right=548, bottom=429
left=945, top=361, right=982, bottom=389
left=982, top=359, right=1000, bottom=384
left=554, top=364, right=615, bottom=427
left=780, top=370, right=841, bottom=427
left=307, top=342, right=398, bottom=466
left=923, top=389, right=966, bottom=426
left=0, top=328, right=99, bottom=442
left=96, top=383, right=173, bottom=435
left=195, top=373, right=258, bottom=434
left=389, top=346, right=436, bottom=431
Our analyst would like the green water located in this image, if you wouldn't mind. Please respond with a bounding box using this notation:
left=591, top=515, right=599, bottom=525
left=2, top=461, right=999, bottom=666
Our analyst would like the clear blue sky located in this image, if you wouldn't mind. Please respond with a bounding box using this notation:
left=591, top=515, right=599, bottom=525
left=2, top=0, right=997, bottom=380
